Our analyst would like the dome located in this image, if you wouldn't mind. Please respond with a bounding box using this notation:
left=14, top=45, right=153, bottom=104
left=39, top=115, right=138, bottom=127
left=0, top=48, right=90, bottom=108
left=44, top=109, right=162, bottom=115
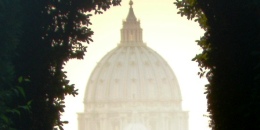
left=84, top=2, right=182, bottom=104
left=78, top=1, right=188, bottom=130
left=84, top=40, right=182, bottom=103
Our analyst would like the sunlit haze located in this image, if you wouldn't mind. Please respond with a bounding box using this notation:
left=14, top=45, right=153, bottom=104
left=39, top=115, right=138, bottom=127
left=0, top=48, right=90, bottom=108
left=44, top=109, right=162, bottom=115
left=63, top=0, right=209, bottom=129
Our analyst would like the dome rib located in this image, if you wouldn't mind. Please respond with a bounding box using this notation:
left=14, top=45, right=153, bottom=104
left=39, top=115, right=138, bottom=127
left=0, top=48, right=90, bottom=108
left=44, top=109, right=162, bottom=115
left=140, top=47, right=158, bottom=100
left=135, top=47, right=144, bottom=99
left=133, top=47, right=143, bottom=99
left=98, top=49, right=118, bottom=101
left=85, top=48, right=116, bottom=102
left=158, top=53, right=182, bottom=101
left=121, top=47, right=127, bottom=101
left=106, top=48, right=122, bottom=100
left=148, top=48, right=162, bottom=99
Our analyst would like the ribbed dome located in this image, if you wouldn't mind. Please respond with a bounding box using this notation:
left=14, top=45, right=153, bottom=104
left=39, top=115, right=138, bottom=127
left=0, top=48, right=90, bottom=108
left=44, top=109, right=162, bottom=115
left=84, top=44, right=182, bottom=102
left=84, top=0, right=182, bottom=104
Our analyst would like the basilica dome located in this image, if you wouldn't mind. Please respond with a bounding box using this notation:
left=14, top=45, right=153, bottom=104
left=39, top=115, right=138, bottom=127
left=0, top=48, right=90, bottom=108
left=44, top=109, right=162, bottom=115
left=84, top=4, right=182, bottom=104
left=78, top=1, right=188, bottom=130
left=84, top=36, right=182, bottom=103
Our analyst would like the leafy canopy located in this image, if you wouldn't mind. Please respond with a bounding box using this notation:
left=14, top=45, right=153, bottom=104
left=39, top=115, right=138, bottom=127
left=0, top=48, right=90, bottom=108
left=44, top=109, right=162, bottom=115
left=0, top=0, right=121, bottom=130
left=175, top=0, right=260, bottom=129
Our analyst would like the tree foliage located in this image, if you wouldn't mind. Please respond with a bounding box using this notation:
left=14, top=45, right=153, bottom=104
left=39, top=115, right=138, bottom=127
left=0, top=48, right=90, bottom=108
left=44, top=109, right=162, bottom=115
left=175, top=0, right=260, bottom=129
left=0, top=0, right=121, bottom=129
left=0, top=0, right=29, bottom=129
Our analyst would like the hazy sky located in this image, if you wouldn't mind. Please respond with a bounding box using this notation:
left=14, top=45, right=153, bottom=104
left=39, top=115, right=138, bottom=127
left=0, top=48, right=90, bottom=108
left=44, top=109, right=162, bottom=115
left=63, top=0, right=209, bottom=129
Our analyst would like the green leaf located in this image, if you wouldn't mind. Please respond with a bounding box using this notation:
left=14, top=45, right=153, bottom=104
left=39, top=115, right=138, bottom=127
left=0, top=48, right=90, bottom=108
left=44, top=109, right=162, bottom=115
left=17, top=86, right=25, bottom=98
left=27, top=100, right=32, bottom=106
left=0, top=115, right=9, bottom=123
left=18, top=76, right=23, bottom=83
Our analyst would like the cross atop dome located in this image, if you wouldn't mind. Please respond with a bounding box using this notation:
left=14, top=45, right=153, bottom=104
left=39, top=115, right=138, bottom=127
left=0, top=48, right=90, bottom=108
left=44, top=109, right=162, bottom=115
left=126, top=0, right=137, bottom=21
left=120, top=0, right=143, bottom=44
left=129, top=0, right=133, bottom=7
